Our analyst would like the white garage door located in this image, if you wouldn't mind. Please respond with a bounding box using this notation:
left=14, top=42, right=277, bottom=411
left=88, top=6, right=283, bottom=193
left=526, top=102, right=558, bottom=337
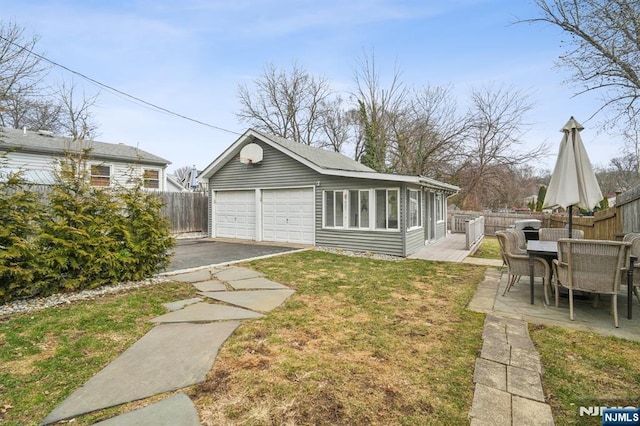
left=263, top=188, right=314, bottom=245
left=215, top=191, right=256, bottom=240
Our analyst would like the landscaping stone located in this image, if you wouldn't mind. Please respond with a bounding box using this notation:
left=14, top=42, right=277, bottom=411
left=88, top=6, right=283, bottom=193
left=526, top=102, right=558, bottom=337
left=150, top=302, right=264, bottom=323
left=227, top=277, right=288, bottom=290
left=93, top=393, right=201, bottom=426
left=193, top=279, right=227, bottom=292
left=214, top=266, right=263, bottom=282
left=199, top=289, right=295, bottom=312
left=163, top=298, right=203, bottom=312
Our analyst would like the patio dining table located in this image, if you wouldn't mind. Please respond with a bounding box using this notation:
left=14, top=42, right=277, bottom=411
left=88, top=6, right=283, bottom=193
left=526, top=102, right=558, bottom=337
left=526, top=240, right=638, bottom=319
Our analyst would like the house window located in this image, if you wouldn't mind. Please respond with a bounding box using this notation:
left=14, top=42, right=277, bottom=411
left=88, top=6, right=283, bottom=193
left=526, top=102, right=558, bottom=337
left=324, top=190, right=344, bottom=227
left=408, top=189, right=422, bottom=229
left=90, top=164, right=111, bottom=187
left=375, top=189, right=399, bottom=230
left=143, top=169, right=160, bottom=189
left=436, top=193, right=444, bottom=222
left=348, top=190, right=370, bottom=228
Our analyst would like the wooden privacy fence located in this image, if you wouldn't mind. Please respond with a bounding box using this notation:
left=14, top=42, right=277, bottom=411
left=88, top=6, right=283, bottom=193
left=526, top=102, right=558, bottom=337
left=448, top=185, right=640, bottom=241
left=160, top=192, right=208, bottom=235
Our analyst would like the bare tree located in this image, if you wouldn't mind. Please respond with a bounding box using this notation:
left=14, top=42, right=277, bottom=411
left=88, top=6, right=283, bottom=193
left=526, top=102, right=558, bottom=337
left=0, top=21, right=49, bottom=128
left=237, top=62, right=334, bottom=145
left=388, top=85, right=466, bottom=179
left=172, top=165, right=193, bottom=182
left=57, top=80, right=99, bottom=140
left=524, top=0, right=640, bottom=119
left=451, top=84, right=548, bottom=210
left=352, top=52, right=407, bottom=172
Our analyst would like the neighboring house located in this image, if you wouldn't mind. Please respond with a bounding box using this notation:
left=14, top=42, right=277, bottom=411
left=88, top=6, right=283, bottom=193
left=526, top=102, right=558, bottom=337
left=0, top=127, right=174, bottom=190
left=199, top=129, right=459, bottom=257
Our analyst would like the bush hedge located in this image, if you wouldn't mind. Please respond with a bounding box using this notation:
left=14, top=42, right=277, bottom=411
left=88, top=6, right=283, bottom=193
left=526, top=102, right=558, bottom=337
left=0, top=154, right=174, bottom=303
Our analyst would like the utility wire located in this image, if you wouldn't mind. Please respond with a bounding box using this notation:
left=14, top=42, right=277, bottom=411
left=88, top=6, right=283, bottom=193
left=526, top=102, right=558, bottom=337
left=0, top=34, right=242, bottom=136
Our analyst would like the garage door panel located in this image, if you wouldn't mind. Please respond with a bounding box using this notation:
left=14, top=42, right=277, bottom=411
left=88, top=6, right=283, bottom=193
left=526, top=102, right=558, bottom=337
left=262, top=189, right=314, bottom=245
left=215, top=191, right=256, bottom=240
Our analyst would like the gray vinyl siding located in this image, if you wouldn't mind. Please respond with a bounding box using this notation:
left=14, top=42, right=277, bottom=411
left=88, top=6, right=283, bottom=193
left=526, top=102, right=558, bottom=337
left=209, top=139, right=321, bottom=190
left=207, top=137, right=451, bottom=256
left=405, top=227, right=425, bottom=256
left=436, top=221, right=446, bottom=239
left=315, top=178, right=407, bottom=257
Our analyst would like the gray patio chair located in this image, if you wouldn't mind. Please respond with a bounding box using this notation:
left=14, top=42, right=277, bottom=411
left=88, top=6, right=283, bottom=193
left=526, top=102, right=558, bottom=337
left=553, top=238, right=631, bottom=327
left=496, top=230, right=551, bottom=303
left=622, top=233, right=640, bottom=304
left=539, top=228, right=584, bottom=241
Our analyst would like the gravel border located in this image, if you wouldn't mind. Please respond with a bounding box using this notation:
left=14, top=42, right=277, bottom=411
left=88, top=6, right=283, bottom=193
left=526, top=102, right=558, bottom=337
left=0, top=277, right=171, bottom=317
left=316, top=246, right=402, bottom=261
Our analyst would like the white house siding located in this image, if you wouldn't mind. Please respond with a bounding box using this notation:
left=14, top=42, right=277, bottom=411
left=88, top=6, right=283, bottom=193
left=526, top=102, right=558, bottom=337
left=3, top=151, right=166, bottom=190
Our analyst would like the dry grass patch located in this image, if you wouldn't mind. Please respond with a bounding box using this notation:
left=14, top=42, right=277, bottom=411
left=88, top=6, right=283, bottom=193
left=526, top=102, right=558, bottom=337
left=530, top=324, right=640, bottom=425
left=191, top=250, right=486, bottom=425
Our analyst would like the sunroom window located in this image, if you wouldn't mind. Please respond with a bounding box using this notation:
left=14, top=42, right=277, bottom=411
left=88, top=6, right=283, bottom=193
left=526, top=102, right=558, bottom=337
left=348, top=190, right=370, bottom=228
left=324, top=190, right=344, bottom=227
left=408, top=189, right=421, bottom=228
left=375, top=189, right=399, bottom=230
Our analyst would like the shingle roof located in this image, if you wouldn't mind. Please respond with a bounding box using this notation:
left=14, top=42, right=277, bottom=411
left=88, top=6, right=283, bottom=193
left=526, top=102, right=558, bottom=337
left=0, top=127, right=170, bottom=166
left=255, top=130, right=375, bottom=173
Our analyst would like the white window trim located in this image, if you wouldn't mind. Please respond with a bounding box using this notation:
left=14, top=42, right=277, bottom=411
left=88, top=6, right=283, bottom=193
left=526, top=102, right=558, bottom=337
left=347, top=189, right=373, bottom=230
left=436, top=192, right=445, bottom=223
left=323, top=190, right=346, bottom=229
left=407, top=189, right=423, bottom=230
left=142, top=168, right=161, bottom=190
left=89, top=163, right=112, bottom=187
left=374, top=188, right=400, bottom=232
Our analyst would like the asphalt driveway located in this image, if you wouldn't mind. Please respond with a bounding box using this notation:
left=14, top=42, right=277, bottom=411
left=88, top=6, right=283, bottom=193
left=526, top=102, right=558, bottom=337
left=165, top=238, right=305, bottom=273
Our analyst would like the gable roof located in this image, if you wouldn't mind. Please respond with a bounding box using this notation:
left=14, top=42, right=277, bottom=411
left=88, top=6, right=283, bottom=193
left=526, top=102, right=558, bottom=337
left=0, top=127, right=170, bottom=166
left=199, top=129, right=459, bottom=193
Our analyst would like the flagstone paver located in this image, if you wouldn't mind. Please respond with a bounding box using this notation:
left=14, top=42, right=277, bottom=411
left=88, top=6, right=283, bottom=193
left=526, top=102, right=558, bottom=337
left=214, top=266, right=264, bottom=282
left=227, top=276, right=289, bottom=290
left=199, top=289, right=295, bottom=312
left=93, top=393, right=201, bottom=426
left=42, top=321, right=239, bottom=425
left=193, top=279, right=227, bottom=292
left=150, top=302, right=264, bottom=323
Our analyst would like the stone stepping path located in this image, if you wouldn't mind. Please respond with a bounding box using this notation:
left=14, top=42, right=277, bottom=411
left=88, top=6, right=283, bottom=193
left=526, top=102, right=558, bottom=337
left=150, top=302, right=264, bottom=323
left=93, top=393, right=201, bottom=426
left=199, top=289, right=295, bottom=312
left=42, top=321, right=239, bottom=425
left=41, top=266, right=294, bottom=425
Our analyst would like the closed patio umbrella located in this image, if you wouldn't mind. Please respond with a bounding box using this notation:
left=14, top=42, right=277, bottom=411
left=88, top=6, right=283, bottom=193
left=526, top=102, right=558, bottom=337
left=542, top=116, right=603, bottom=237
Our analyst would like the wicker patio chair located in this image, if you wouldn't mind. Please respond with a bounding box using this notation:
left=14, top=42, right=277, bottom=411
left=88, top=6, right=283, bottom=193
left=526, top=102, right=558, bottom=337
left=622, top=233, right=640, bottom=304
left=506, top=228, right=527, bottom=254
left=539, top=228, right=584, bottom=241
left=496, top=230, right=551, bottom=303
left=553, top=238, right=631, bottom=327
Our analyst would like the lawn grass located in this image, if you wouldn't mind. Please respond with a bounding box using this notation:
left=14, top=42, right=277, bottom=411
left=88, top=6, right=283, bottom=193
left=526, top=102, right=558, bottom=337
left=469, top=235, right=502, bottom=260
left=529, top=324, right=640, bottom=425
left=0, top=282, right=199, bottom=425
left=2, top=249, right=640, bottom=425
left=191, top=251, right=487, bottom=425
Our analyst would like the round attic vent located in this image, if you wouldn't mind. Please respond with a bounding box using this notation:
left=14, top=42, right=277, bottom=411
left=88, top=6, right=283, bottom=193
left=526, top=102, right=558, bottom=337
left=239, top=143, right=263, bottom=164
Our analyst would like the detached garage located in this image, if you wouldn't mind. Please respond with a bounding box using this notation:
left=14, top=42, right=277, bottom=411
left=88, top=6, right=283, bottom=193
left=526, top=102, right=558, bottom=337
left=199, top=129, right=459, bottom=257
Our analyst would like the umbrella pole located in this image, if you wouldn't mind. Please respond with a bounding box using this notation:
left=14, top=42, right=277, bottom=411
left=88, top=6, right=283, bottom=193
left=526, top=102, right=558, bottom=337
left=568, top=205, right=573, bottom=238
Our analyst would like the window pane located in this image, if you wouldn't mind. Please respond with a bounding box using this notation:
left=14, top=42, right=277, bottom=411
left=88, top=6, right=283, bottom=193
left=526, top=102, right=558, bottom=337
left=143, top=169, right=160, bottom=189
left=143, top=169, right=159, bottom=179
left=335, top=191, right=343, bottom=227
left=360, top=191, right=369, bottom=228
left=90, top=164, right=110, bottom=187
left=349, top=190, right=359, bottom=227
left=409, top=190, right=418, bottom=227
left=325, top=191, right=334, bottom=227
left=388, top=190, right=398, bottom=229
left=375, top=189, right=386, bottom=229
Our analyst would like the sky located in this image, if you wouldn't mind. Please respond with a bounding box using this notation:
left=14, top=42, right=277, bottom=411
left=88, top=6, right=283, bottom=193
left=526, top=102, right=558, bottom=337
left=1, top=0, right=623, bottom=175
